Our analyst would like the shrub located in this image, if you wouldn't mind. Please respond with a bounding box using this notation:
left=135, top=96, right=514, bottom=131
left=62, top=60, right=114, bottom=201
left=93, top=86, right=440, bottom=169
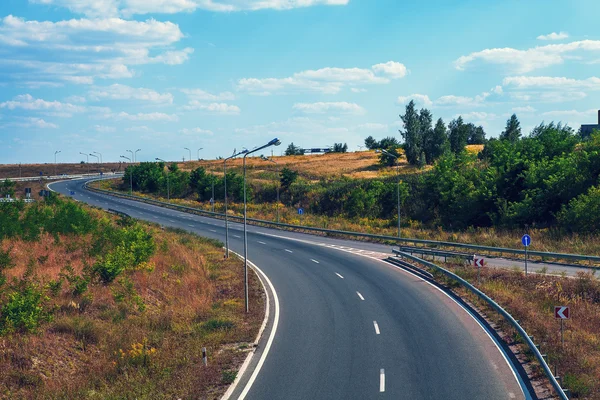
left=203, top=318, right=235, bottom=332
left=0, top=285, right=51, bottom=334
left=52, top=316, right=100, bottom=347
left=94, top=245, right=133, bottom=284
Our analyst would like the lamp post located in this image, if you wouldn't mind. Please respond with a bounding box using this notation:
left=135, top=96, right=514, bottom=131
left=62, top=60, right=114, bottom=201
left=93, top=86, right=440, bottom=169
left=120, top=155, right=133, bottom=194
left=376, top=149, right=401, bottom=238
left=89, top=153, right=99, bottom=163
left=93, top=151, right=103, bottom=164
left=197, top=148, right=203, bottom=161
left=261, top=155, right=280, bottom=223
left=223, top=149, right=248, bottom=258
left=126, top=149, right=134, bottom=164
left=79, top=152, right=90, bottom=174
left=155, top=158, right=170, bottom=200
left=54, top=150, right=61, bottom=176
left=134, top=149, right=141, bottom=163
left=184, top=147, right=191, bottom=163
left=242, top=138, right=281, bottom=313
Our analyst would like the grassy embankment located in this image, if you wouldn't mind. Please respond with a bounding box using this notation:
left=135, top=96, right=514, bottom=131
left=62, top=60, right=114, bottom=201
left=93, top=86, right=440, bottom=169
left=435, top=262, right=600, bottom=399
left=0, top=162, right=128, bottom=179
left=94, top=150, right=600, bottom=257
left=0, top=196, right=263, bottom=399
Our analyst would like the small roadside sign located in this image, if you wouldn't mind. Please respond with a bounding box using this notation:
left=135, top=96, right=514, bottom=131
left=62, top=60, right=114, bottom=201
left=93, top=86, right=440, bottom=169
left=521, top=234, right=531, bottom=247
left=474, top=258, right=484, bottom=268
left=555, top=306, right=570, bottom=319
left=298, top=208, right=304, bottom=215
left=70, top=191, right=75, bottom=196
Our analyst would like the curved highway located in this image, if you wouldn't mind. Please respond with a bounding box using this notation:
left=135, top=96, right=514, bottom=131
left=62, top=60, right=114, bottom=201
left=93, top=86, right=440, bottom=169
left=51, top=178, right=530, bottom=400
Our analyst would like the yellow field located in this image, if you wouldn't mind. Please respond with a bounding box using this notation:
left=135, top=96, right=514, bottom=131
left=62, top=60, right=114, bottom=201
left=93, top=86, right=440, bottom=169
left=179, top=150, right=423, bottom=180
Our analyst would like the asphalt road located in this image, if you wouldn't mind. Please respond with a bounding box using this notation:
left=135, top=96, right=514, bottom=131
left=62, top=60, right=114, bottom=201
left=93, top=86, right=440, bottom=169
left=51, top=178, right=531, bottom=400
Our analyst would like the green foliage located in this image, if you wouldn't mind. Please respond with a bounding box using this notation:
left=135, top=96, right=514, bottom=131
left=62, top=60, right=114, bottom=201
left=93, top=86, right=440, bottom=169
left=284, top=142, right=305, bottom=156
left=0, top=285, right=51, bottom=334
left=280, top=168, right=299, bottom=191
left=60, top=265, right=90, bottom=296
left=500, top=114, right=521, bottom=142
left=203, top=318, right=235, bottom=331
left=423, top=118, right=448, bottom=164
left=448, top=116, right=469, bottom=154
left=399, top=100, right=425, bottom=165
left=332, top=143, right=348, bottom=153
left=364, top=135, right=378, bottom=150
left=557, top=186, right=600, bottom=233
left=93, top=223, right=155, bottom=283
left=0, top=179, right=16, bottom=198
left=378, top=147, right=401, bottom=167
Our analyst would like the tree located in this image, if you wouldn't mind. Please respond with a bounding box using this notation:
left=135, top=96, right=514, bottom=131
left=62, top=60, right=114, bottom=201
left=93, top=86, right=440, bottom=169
left=332, top=143, right=348, bottom=153
left=399, top=100, right=422, bottom=165
left=467, top=124, right=486, bottom=145
left=378, top=147, right=401, bottom=167
left=285, top=143, right=305, bottom=156
left=364, top=136, right=378, bottom=150
left=379, top=137, right=400, bottom=149
left=280, top=168, right=299, bottom=190
left=418, top=108, right=433, bottom=165
left=423, top=118, right=448, bottom=164
left=500, top=114, right=521, bottom=142
left=448, top=117, right=469, bottom=154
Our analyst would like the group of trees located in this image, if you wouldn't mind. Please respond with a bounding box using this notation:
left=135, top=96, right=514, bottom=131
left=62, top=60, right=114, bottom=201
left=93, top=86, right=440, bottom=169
left=285, top=142, right=349, bottom=155
left=366, top=100, right=489, bottom=166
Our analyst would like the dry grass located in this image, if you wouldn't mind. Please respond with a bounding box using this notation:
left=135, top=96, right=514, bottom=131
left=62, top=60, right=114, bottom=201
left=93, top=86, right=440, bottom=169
left=0, top=162, right=128, bottom=179
left=466, top=144, right=484, bottom=154
left=440, top=263, right=600, bottom=399
left=0, top=209, right=264, bottom=399
left=183, top=150, right=422, bottom=180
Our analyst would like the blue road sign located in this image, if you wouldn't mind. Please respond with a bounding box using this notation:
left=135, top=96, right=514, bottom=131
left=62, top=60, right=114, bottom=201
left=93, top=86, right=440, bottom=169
left=521, top=234, right=531, bottom=247
left=70, top=191, right=75, bottom=196
left=298, top=208, right=304, bottom=215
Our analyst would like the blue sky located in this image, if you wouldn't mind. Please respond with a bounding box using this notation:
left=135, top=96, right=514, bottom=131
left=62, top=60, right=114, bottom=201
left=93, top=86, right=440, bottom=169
left=1, top=0, right=600, bottom=164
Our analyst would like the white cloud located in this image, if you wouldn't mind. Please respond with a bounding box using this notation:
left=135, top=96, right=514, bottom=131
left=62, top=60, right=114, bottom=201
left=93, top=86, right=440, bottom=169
left=182, top=101, right=241, bottom=114
left=125, top=125, right=151, bottom=132
left=16, top=117, right=58, bottom=129
left=93, top=125, right=116, bottom=132
left=292, top=101, right=365, bottom=115
left=181, top=88, right=235, bottom=101
left=491, top=85, right=503, bottom=94
left=351, top=88, right=367, bottom=93
left=371, top=61, right=408, bottom=78
left=0, top=15, right=189, bottom=85
left=455, top=40, right=600, bottom=73
left=397, top=94, right=433, bottom=107
left=89, top=84, right=174, bottom=103
left=31, top=0, right=349, bottom=18
left=108, top=111, right=179, bottom=121
left=238, top=61, right=407, bottom=95
left=458, top=112, right=496, bottom=121
left=0, top=94, right=85, bottom=115
left=502, top=76, right=600, bottom=90
left=512, top=106, right=536, bottom=113
left=65, top=95, right=87, bottom=103
left=180, top=127, right=214, bottom=135
left=537, top=32, right=569, bottom=41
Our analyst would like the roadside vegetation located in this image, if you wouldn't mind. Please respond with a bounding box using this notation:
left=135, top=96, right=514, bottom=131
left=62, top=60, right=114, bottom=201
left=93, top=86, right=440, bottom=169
left=434, top=261, right=600, bottom=399
left=0, top=196, right=263, bottom=399
left=93, top=105, right=600, bottom=256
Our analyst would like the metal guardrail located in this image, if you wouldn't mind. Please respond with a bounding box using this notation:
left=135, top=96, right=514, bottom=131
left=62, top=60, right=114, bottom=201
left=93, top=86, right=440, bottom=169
left=107, top=208, right=131, bottom=219
left=3, top=172, right=123, bottom=182
left=0, top=198, right=35, bottom=203
left=82, top=178, right=600, bottom=267
left=394, top=251, right=569, bottom=400
left=395, top=246, right=474, bottom=263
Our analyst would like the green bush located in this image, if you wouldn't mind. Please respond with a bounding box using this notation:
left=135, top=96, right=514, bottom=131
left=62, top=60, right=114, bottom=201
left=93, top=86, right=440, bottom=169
left=203, top=318, right=235, bottom=332
left=0, top=285, right=51, bottom=334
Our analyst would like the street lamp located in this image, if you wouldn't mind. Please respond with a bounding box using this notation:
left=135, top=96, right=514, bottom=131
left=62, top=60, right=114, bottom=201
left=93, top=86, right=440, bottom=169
left=223, top=149, right=249, bottom=258
left=79, top=152, right=90, bottom=174
left=155, top=158, right=170, bottom=200
left=126, top=149, right=134, bottom=164
left=93, top=151, right=103, bottom=164
left=120, top=155, right=133, bottom=194
left=242, top=138, right=281, bottom=313
left=184, top=147, right=191, bottom=162
left=376, top=149, right=401, bottom=238
left=89, top=153, right=99, bottom=163
left=135, top=149, right=141, bottom=162
left=197, top=148, right=203, bottom=161
left=261, top=155, right=280, bottom=223
left=54, top=150, right=61, bottom=176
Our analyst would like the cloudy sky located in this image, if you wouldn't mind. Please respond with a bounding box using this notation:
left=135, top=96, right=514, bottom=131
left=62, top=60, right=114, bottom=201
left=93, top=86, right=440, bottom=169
left=1, top=0, right=599, bottom=164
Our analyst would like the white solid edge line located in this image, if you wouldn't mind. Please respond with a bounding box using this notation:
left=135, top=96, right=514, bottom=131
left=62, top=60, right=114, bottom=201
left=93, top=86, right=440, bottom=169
left=311, top=259, right=320, bottom=264
left=221, top=250, right=279, bottom=400
left=356, top=291, right=365, bottom=301
left=253, top=231, right=529, bottom=399
left=373, top=321, right=380, bottom=335
left=335, top=272, right=344, bottom=279
left=258, top=241, right=266, bottom=245
left=380, top=369, right=385, bottom=392
left=284, top=249, right=293, bottom=253
left=377, top=258, right=531, bottom=400
left=235, top=254, right=280, bottom=400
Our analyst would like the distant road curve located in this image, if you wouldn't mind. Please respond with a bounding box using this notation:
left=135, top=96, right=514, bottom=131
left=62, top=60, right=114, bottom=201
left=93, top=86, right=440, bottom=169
left=50, top=178, right=531, bottom=400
